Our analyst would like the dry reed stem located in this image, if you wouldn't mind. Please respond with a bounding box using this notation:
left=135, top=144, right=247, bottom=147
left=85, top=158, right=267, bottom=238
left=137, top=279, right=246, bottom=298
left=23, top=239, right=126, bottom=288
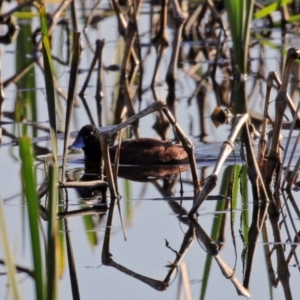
left=102, top=183, right=169, bottom=292
left=57, top=206, right=107, bottom=219
left=189, top=217, right=218, bottom=255
left=110, top=0, right=127, bottom=37
left=79, top=39, right=101, bottom=97
left=206, top=0, right=226, bottom=32
left=59, top=181, right=107, bottom=188
left=263, top=192, right=291, bottom=295
left=114, top=6, right=140, bottom=127
left=264, top=48, right=300, bottom=187
left=165, top=0, right=187, bottom=115
left=184, top=4, right=202, bottom=35
left=0, top=0, right=33, bottom=20
left=281, top=193, right=300, bottom=269
left=3, top=61, right=34, bottom=88
left=61, top=32, right=81, bottom=183
left=150, top=44, right=168, bottom=88
left=285, top=218, right=300, bottom=267
left=100, top=132, right=118, bottom=198
left=280, top=101, right=300, bottom=189
left=95, top=39, right=105, bottom=127
left=103, top=202, right=195, bottom=291
left=261, top=220, right=280, bottom=286
left=192, top=217, right=250, bottom=297
left=241, top=123, right=269, bottom=292
left=258, top=71, right=275, bottom=169
left=35, top=59, right=68, bottom=101
left=214, top=254, right=251, bottom=297
left=178, top=263, right=193, bottom=300
left=189, top=114, right=248, bottom=216
left=152, top=0, right=168, bottom=48
left=82, top=0, right=102, bottom=53
left=242, top=124, right=268, bottom=203
left=162, top=107, right=200, bottom=196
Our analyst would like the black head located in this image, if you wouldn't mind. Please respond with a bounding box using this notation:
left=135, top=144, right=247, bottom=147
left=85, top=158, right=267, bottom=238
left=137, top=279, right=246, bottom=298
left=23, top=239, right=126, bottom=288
left=70, top=125, right=102, bottom=159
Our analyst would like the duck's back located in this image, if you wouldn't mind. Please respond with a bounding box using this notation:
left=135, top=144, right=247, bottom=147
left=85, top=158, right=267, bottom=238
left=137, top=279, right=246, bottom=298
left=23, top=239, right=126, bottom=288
left=109, top=138, right=188, bottom=165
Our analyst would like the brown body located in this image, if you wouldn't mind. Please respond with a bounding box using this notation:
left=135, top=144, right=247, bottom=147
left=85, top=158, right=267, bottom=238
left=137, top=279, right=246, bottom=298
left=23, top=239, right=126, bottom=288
left=109, top=138, right=188, bottom=165
left=71, top=125, right=189, bottom=165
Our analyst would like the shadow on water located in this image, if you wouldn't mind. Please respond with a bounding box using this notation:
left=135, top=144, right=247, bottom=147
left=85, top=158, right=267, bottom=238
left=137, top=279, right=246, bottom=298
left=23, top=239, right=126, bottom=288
left=1, top=1, right=300, bottom=299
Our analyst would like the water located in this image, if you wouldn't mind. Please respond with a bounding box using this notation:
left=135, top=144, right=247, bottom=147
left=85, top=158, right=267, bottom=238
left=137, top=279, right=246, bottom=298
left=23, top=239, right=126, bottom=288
left=1, top=2, right=300, bottom=299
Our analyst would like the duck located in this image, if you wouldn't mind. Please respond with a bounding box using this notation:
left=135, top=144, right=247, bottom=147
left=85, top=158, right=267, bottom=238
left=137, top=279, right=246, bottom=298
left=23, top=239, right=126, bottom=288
left=70, top=124, right=189, bottom=165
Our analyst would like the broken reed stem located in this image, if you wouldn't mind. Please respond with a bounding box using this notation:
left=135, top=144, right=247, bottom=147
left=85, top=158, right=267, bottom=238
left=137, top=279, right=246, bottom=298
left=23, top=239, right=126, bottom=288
left=82, top=0, right=102, bottom=52
left=162, top=107, right=200, bottom=196
left=59, top=181, right=107, bottom=188
left=279, top=101, right=300, bottom=189
left=242, top=124, right=268, bottom=203
left=103, top=100, right=165, bottom=136
left=165, top=11, right=186, bottom=113
left=151, top=0, right=168, bottom=48
left=271, top=71, right=300, bottom=121
left=110, top=0, right=127, bottom=37
left=285, top=130, right=300, bottom=189
left=241, top=124, right=269, bottom=290
left=165, top=0, right=186, bottom=116
left=79, top=39, right=103, bottom=97
left=270, top=196, right=291, bottom=298
left=149, top=0, right=169, bottom=90
left=61, top=32, right=81, bottom=182
left=100, top=132, right=118, bottom=198
left=35, top=59, right=68, bottom=101
left=114, top=4, right=140, bottom=128
left=131, top=3, right=143, bottom=105
left=95, top=39, right=105, bottom=127
left=264, top=48, right=300, bottom=187
left=112, top=128, right=124, bottom=191
left=258, top=71, right=275, bottom=169
left=151, top=44, right=168, bottom=88
left=189, top=114, right=248, bottom=216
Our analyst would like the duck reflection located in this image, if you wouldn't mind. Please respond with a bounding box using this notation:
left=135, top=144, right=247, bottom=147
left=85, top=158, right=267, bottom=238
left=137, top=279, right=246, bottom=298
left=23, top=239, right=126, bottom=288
left=72, top=155, right=190, bottom=204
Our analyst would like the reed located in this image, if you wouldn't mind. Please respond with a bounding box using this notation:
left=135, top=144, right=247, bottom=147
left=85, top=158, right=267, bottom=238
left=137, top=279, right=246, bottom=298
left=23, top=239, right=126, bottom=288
left=46, top=164, right=59, bottom=300
left=19, top=136, right=45, bottom=300
left=0, top=195, right=21, bottom=299
left=224, top=0, right=254, bottom=114
left=200, top=164, right=241, bottom=299
left=39, top=3, right=58, bottom=163
left=1, top=1, right=300, bottom=299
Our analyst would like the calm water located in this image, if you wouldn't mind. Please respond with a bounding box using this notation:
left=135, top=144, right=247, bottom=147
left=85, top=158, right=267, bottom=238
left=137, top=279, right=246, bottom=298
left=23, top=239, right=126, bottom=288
left=0, top=1, right=300, bottom=299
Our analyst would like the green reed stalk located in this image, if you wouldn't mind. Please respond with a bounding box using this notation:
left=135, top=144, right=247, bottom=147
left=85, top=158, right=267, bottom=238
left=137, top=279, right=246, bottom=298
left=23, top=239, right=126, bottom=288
left=19, top=136, right=45, bottom=300
left=224, top=0, right=254, bottom=114
left=39, top=5, right=65, bottom=294
left=200, top=165, right=240, bottom=300
left=240, top=166, right=249, bottom=242
left=254, top=0, right=291, bottom=19
left=39, top=4, right=58, bottom=163
left=82, top=214, right=98, bottom=246
left=61, top=32, right=81, bottom=299
left=15, top=5, right=36, bottom=137
left=224, top=0, right=254, bottom=74
left=254, top=0, right=300, bottom=25
left=0, top=195, right=21, bottom=300
left=47, top=164, right=59, bottom=300
left=61, top=32, right=81, bottom=182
